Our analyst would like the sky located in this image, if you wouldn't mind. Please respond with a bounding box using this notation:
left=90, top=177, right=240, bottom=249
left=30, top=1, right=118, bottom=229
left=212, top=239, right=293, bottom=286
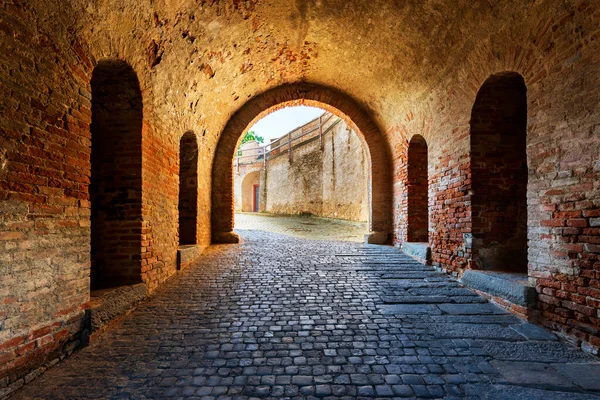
left=248, top=106, right=325, bottom=143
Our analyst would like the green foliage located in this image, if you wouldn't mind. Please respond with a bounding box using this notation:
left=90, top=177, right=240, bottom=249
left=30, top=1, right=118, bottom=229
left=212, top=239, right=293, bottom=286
left=239, top=131, right=264, bottom=148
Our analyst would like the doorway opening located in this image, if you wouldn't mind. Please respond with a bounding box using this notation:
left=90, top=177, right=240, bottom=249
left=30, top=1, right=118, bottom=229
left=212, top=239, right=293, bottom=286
left=407, top=135, right=429, bottom=243
left=470, top=72, right=528, bottom=273
left=178, top=132, right=199, bottom=246
left=90, top=59, right=143, bottom=290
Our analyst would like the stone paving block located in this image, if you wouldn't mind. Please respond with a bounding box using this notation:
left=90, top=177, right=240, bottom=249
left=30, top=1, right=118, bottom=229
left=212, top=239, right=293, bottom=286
left=438, top=303, right=507, bottom=315
left=379, top=304, right=442, bottom=315
left=475, top=340, right=597, bottom=363
left=490, top=361, right=578, bottom=390
left=381, top=295, right=454, bottom=304
left=425, top=323, right=525, bottom=340
left=463, top=383, right=599, bottom=399
left=429, top=314, right=522, bottom=325
left=381, top=272, right=444, bottom=279
left=552, top=364, right=600, bottom=391
left=510, top=323, right=558, bottom=341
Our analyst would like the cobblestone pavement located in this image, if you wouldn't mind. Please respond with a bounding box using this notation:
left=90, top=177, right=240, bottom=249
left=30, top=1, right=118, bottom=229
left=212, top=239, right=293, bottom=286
left=234, top=213, right=368, bottom=242
left=12, top=229, right=600, bottom=399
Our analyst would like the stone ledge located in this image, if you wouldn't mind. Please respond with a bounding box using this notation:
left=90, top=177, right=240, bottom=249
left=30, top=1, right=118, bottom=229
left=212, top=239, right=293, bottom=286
left=88, top=283, right=148, bottom=334
left=402, top=242, right=431, bottom=264
left=460, top=270, right=536, bottom=308
left=178, top=244, right=203, bottom=270
left=213, top=231, right=240, bottom=244
left=364, top=231, right=388, bottom=244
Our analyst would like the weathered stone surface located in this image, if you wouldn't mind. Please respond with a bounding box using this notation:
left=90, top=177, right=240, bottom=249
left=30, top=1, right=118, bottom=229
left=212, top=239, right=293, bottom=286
left=438, top=303, right=507, bottom=315
left=364, top=231, right=388, bottom=245
left=464, top=384, right=598, bottom=400
left=552, top=364, right=600, bottom=391
left=489, top=361, right=576, bottom=390
left=379, top=304, right=442, bottom=315
left=429, top=314, right=523, bottom=325
left=426, top=323, right=525, bottom=340
left=461, top=270, right=537, bottom=307
left=89, top=284, right=148, bottom=333
left=177, top=244, right=204, bottom=270
left=402, top=242, right=431, bottom=264
left=475, top=341, right=597, bottom=363
left=382, top=295, right=486, bottom=304
left=510, top=324, right=558, bottom=341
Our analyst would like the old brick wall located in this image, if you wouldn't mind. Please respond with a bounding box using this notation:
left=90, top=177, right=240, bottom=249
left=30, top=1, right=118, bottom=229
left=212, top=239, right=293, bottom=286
left=263, top=118, right=369, bottom=222
left=321, top=122, right=369, bottom=221
left=265, top=134, right=325, bottom=216
left=0, top=1, right=94, bottom=391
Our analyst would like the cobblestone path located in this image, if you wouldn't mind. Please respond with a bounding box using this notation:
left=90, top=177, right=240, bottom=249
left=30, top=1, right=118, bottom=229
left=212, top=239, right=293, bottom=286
left=12, top=229, right=600, bottom=399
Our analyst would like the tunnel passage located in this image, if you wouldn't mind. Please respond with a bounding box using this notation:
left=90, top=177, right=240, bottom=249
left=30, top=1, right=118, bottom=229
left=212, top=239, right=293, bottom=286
left=211, top=83, right=393, bottom=245
left=407, top=135, right=429, bottom=243
left=178, top=132, right=199, bottom=245
left=470, top=72, right=528, bottom=272
left=90, top=59, right=144, bottom=289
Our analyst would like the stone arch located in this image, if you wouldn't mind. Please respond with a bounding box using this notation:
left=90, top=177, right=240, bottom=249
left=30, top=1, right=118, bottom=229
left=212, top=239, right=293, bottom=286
left=470, top=72, right=528, bottom=272
left=211, top=83, right=393, bottom=244
left=179, top=131, right=199, bottom=245
left=90, top=59, right=143, bottom=288
left=407, top=135, right=429, bottom=243
left=241, top=171, right=261, bottom=212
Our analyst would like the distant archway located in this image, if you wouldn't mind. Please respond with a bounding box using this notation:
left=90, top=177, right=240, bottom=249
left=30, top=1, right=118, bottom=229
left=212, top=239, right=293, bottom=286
left=407, top=135, right=428, bottom=243
left=90, top=59, right=143, bottom=288
left=470, top=72, right=528, bottom=272
left=211, top=83, right=393, bottom=244
left=178, top=132, right=199, bottom=245
left=241, top=171, right=261, bottom=212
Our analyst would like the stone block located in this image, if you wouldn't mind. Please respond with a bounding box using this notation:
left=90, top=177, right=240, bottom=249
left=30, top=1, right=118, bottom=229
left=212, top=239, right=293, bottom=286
left=89, top=283, right=148, bottom=333
left=460, top=270, right=537, bottom=307
left=178, top=244, right=203, bottom=270
left=401, top=242, right=431, bottom=264
left=364, top=231, right=388, bottom=244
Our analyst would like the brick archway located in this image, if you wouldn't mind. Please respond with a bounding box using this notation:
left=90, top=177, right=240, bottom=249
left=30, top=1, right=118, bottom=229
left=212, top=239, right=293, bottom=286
left=211, top=83, right=393, bottom=244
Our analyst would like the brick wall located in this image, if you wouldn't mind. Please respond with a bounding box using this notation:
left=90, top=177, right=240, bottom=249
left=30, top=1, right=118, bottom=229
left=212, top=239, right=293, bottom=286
left=261, top=118, right=369, bottom=221
left=0, top=1, right=93, bottom=390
